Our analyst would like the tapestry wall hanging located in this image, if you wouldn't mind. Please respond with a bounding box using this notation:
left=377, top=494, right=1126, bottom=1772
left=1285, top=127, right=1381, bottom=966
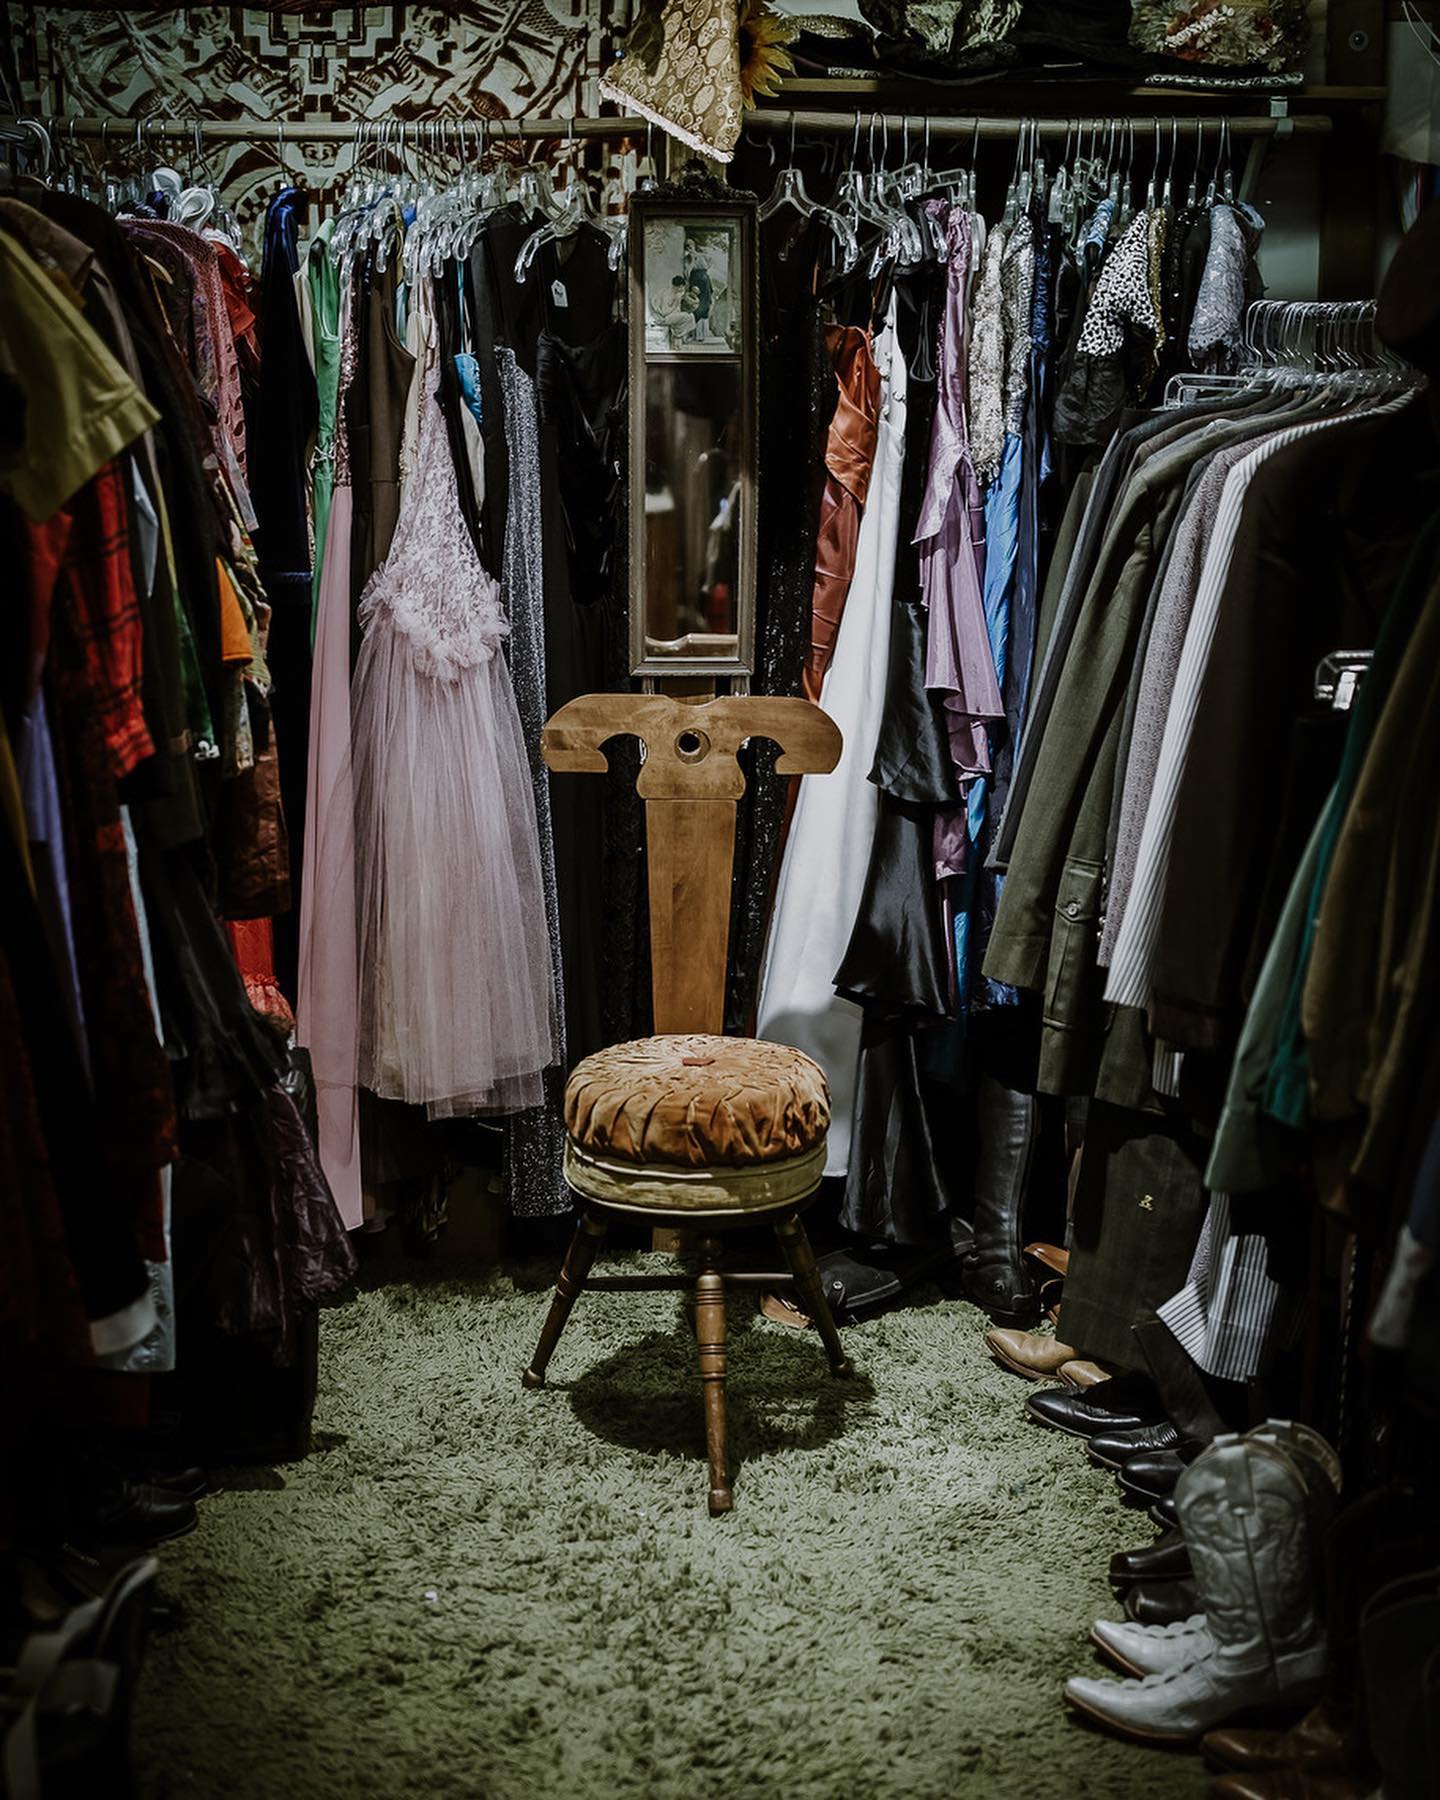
left=2, top=4, right=627, bottom=238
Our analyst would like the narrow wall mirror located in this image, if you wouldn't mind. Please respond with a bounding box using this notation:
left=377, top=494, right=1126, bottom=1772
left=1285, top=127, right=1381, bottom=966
left=627, top=165, right=757, bottom=680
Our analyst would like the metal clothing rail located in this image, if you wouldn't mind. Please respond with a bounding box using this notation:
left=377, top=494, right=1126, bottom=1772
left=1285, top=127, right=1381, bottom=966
left=4, top=108, right=1331, bottom=147
left=748, top=108, right=1330, bottom=139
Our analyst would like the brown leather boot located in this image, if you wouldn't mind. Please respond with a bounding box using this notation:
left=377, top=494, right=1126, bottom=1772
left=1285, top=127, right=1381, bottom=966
left=1203, top=1703, right=1352, bottom=1772
left=1206, top=1770, right=1375, bottom=1799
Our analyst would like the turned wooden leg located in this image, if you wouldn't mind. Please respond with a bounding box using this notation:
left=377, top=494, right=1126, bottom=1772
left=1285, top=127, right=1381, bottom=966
left=522, top=1210, right=607, bottom=1389
left=694, top=1235, right=732, bottom=1515
left=774, top=1213, right=852, bottom=1378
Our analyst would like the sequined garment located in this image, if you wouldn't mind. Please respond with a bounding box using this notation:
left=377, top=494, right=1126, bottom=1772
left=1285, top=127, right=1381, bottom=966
left=498, top=348, right=571, bottom=1217
left=966, top=224, right=1008, bottom=490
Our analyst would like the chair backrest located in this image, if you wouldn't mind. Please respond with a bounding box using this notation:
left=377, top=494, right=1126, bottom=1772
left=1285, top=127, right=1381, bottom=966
left=541, top=694, right=841, bottom=1036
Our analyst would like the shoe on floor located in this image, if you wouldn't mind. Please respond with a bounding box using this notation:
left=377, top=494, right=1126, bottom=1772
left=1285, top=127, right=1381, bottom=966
left=761, top=1291, right=810, bottom=1329
left=1064, top=1646, right=1320, bottom=1746
left=1023, top=1242, right=1068, bottom=1278
left=1088, top=1420, right=1182, bottom=1470
left=1117, top=1445, right=1202, bottom=1502
left=1150, top=1495, right=1179, bottom=1529
left=1090, top=1612, right=1212, bottom=1678
left=985, top=1328, right=1077, bottom=1380
left=1109, top=1526, right=1192, bottom=1587
left=1126, top=1577, right=1201, bottom=1626
left=1206, top=1770, right=1375, bottom=1799
left=81, top=1476, right=197, bottom=1549
left=1059, top=1359, right=1109, bottom=1388
left=1203, top=1703, right=1353, bottom=1773
left=1026, top=1373, right=1165, bottom=1438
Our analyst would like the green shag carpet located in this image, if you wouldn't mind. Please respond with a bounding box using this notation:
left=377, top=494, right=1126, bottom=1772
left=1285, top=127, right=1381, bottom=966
left=137, top=1261, right=1206, bottom=1799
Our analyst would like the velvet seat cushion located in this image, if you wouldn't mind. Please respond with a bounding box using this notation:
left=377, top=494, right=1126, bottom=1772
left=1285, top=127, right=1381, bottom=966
left=563, top=1034, right=830, bottom=1169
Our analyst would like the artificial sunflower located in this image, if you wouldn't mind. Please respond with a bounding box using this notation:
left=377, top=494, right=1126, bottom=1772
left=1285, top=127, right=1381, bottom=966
left=737, top=0, right=798, bottom=106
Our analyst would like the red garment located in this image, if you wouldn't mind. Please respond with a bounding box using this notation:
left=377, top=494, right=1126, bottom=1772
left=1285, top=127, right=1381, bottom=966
left=32, top=460, right=153, bottom=779
left=226, top=917, right=295, bottom=1031
left=44, top=468, right=177, bottom=1197
left=802, top=326, right=880, bottom=703
left=213, top=239, right=260, bottom=383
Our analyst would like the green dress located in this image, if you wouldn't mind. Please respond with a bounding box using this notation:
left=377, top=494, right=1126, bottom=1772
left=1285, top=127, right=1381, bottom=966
left=307, top=217, right=342, bottom=639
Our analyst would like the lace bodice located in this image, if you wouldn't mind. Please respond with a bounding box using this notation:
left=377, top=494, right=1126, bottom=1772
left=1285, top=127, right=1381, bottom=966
left=357, top=341, right=508, bottom=682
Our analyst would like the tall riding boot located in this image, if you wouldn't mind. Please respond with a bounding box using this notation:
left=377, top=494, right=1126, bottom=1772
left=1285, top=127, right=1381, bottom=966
left=1065, top=1433, right=1328, bottom=1742
left=962, top=1075, right=1040, bottom=1327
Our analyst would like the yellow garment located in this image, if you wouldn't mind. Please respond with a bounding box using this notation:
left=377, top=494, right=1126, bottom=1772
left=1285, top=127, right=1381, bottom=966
left=0, top=230, right=158, bottom=522
left=0, top=713, right=34, bottom=892
left=217, top=558, right=255, bottom=667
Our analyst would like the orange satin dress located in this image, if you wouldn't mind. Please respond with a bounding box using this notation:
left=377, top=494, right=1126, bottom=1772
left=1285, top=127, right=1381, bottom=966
left=802, top=325, right=881, bottom=703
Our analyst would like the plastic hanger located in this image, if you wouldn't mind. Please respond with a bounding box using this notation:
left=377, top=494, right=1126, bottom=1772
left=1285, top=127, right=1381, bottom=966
left=757, top=116, right=860, bottom=272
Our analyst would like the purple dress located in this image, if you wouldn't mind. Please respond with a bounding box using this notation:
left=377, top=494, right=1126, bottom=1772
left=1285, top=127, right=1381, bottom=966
left=915, top=205, right=1003, bottom=885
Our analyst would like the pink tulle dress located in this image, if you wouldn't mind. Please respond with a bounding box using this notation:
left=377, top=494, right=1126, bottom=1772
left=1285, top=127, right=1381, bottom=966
left=348, top=351, right=557, bottom=1118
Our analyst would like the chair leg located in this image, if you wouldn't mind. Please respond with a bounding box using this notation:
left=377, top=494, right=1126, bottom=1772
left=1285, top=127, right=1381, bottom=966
left=694, top=1235, right=732, bottom=1515
left=522, top=1210, right=607, bottom=1389
left=774, top=1213, right=853, bottom=1378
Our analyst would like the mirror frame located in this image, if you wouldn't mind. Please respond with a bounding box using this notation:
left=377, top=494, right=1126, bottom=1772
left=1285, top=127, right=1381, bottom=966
left=627, top=163, right=758, bottom=682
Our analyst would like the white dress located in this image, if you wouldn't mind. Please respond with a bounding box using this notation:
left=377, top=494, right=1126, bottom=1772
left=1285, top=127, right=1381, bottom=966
left=349, top=332, right=557, bottom=1118
left=757, top=296, right=908, bottom=1176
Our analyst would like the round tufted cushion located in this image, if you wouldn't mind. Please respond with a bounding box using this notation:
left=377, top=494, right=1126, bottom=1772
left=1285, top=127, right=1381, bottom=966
left=564, top=1034, right=829, bottom=1170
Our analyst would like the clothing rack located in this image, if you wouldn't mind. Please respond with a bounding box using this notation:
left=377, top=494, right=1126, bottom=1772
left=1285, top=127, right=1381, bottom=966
left=5, top=108, right=1331, bottom=149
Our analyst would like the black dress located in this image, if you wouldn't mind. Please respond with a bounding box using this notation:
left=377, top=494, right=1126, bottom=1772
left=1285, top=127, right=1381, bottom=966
left=725, top=212, right=839, bottom=1034
left=480, top=219, right=633, bottom=1063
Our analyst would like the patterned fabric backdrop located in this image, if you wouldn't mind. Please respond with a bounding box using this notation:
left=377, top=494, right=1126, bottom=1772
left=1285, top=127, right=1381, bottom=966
left=2, top=5, right=629, bottom=240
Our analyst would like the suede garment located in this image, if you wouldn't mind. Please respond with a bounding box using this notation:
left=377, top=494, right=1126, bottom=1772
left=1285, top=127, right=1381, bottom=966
left=564, top=1033, right=829, bottom=1168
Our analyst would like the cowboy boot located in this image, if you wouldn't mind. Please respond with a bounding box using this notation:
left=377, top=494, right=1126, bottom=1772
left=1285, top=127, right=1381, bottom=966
left=1064, top=1435, right=1327, bottom=1744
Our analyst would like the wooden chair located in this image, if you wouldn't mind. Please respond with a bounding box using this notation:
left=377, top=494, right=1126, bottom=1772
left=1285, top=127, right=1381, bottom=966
left=521, top=693, right=853, bottom=1514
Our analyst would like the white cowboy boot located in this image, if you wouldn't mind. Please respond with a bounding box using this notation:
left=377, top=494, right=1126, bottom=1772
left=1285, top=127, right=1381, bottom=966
left=1090, top=1613, right=1214, bottom=1678
left=1065, top=1434, right=1327, bottom=1743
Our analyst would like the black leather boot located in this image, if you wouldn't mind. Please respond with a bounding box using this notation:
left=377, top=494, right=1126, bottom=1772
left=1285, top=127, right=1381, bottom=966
left=961, top=1075, right=1041, bottom=1327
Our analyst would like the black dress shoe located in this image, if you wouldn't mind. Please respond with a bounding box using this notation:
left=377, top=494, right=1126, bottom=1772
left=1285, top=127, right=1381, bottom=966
left=1149, top=1495, right=1178, bottom=1529
left=1116, top=1443, right=1202, bottom=1502
left=1087, top=1420, right=1181, bottom=1470
left=1125, top=1576, right=1200, bottom=1626
left=1025, top=1372, right=1166, bottom=1439
left=86, top=1480, right=197, bottom=1548
left=141, top=1467, right=211, bottom=1503
left=1109, top=1526, right=1192, bottom=1586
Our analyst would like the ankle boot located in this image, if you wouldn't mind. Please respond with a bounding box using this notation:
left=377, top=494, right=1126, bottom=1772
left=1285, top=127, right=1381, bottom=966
left=961, top=1076, right=1040, bottom=1327
left=1065, top=1434, right=1328, bottom=1743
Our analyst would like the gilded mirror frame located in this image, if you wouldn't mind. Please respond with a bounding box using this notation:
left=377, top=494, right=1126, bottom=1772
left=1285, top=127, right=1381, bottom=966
left=627, top=164, right=758, bottom=682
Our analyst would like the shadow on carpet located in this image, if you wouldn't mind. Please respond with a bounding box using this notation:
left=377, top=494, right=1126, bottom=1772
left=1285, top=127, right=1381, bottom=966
left=136, top=1260, right=1206, bottom=1800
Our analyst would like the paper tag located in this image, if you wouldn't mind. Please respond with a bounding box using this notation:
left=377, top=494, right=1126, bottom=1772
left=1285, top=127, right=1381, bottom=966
left=551, top=278, right=568, bottom=309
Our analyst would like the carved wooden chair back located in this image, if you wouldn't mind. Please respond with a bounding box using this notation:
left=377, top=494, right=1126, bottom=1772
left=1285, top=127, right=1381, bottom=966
left=540, top=693, right=842, bottom=1033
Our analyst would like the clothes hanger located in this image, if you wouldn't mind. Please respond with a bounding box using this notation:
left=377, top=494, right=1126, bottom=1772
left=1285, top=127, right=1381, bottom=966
left=832, top=111, right=901, bottom=264
left=1161, top=116, right=1179, bottom=209
left=756, top=116, right=860, bottom=272
left=864, top=114, right=924, bottom=266
left=1143, top=117, right=1161, bottom=213
left=513, top=133, right=618, bottom=286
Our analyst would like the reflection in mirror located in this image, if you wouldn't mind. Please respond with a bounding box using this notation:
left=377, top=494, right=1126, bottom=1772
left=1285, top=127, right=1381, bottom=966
left=643, top=362, right=741, bottom=658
